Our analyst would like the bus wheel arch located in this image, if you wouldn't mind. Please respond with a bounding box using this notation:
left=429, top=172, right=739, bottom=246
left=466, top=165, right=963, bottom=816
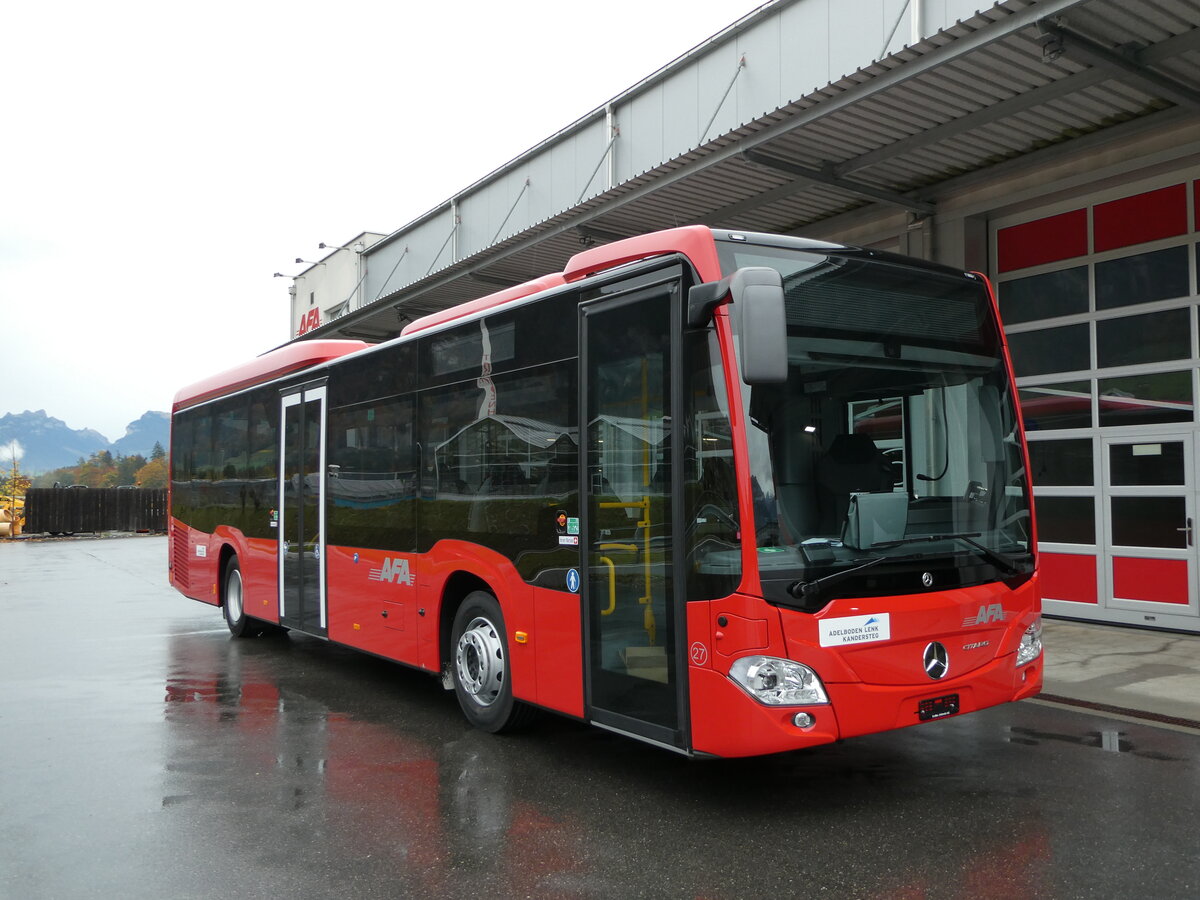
left=438, top=572, right=493, bottom=673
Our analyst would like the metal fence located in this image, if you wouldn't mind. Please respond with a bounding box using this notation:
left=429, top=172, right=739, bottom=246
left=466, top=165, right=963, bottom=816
left=24, top=488, right=167, bottom=534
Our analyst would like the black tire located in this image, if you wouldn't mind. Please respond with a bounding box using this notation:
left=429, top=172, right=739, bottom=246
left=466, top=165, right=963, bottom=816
left=223, top=558, right=267, bottom=638
left=450, top=591, right=537, bottom=733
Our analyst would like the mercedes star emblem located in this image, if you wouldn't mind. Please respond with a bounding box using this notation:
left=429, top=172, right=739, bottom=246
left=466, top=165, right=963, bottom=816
left=923, top=641, right=949, bottom=679
left=921, top=571, right=934, bottom=588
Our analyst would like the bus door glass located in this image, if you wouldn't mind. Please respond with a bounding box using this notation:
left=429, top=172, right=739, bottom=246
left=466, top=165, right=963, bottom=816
left=279, top=384, right=328, bottom=635
left=581, top=281, right=684, bottom=747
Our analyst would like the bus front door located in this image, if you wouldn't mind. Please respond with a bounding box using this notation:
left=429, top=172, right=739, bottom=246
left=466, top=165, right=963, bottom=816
left=279, top=383, right=328, bottom=636
left=581, top=279, right=687, bottom=751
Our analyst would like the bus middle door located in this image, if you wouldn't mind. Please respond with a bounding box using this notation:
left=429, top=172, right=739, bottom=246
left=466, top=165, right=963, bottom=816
left=279, top=382, right=328, bottom=637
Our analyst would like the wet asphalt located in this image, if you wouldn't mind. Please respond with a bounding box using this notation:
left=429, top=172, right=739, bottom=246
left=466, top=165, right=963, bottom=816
left=1, top=536, right=1198, bottom=899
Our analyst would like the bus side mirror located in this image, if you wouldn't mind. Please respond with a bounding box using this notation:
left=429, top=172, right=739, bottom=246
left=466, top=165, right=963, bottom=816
left=733, top=267, right=788, bottom=384
left=686, top=266, right=787, bottom=383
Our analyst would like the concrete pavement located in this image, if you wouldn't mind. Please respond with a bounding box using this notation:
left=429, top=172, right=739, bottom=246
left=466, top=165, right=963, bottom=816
left=1040, top=618, right=1200, bottom=726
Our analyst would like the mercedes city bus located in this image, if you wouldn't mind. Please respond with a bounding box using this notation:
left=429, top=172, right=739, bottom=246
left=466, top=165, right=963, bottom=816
left=169, top=226, right=1042, bottom=757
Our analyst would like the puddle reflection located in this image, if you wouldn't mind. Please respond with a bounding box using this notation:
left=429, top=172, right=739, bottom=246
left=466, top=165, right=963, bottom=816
left=163, top=634, right=592, bottom=896
left=1007, top=726, right=1184, bottom=761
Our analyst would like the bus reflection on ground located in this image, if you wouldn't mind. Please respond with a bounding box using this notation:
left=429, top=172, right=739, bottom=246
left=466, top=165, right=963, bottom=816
left=161, top=631, right=1058, bottom=898
left=163, top=633, right=590, bottom=896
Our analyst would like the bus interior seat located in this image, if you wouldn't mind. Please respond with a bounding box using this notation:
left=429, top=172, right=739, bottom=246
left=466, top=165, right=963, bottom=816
left=817, top=434, right=895, bottom=534
left=771, top=423, right=819, bottom=542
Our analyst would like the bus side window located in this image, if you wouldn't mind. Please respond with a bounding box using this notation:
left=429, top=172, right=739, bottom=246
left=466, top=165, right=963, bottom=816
left=326, top=395, right=416, bottom=552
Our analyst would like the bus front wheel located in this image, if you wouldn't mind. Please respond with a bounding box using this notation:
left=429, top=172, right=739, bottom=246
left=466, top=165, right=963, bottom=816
left=450, top=591, right=536, bottom=733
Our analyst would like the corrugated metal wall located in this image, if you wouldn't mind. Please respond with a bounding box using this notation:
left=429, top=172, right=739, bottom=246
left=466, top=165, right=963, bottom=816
left=361, top=0, right=993, bottom=308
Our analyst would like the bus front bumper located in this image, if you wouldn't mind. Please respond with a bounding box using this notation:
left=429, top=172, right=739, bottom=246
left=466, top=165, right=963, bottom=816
left=688, top=651, right=1042, bottom=758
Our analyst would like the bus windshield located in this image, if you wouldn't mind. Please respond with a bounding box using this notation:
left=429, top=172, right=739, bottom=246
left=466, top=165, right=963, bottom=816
left=718, top=240, right=1034, bottom=609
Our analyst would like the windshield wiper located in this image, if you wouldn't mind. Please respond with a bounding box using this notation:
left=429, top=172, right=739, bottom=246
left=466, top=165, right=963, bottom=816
left=788, top=555, right=888, bottom=603
left=872, top=532, right=1026, bottom=576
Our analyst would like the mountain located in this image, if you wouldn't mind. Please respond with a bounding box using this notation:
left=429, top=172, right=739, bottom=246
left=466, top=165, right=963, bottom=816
left=0, top=410, right=169, bottom=473
left=111, top=411, right=170, bottom=458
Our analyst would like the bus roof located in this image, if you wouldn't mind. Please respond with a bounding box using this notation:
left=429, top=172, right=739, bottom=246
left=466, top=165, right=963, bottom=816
left=176, top=227, right=736, bottom=411
left=402, top=226, right=726, bottom=337
left=173, top=339, right=369, bottom=411
left=401, top=273, right=567, bottom=336
left=563, top=225, right=722, bottom=283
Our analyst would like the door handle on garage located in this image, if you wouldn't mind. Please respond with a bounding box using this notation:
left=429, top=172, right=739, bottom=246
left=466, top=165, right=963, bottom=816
left=1177, top=517, right=1193, bottom=546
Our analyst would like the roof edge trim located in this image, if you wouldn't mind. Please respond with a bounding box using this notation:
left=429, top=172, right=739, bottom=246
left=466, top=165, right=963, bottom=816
left=173, top=340, right=370, bottom=411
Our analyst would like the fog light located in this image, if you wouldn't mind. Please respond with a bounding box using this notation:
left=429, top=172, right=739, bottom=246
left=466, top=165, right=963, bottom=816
left=793, top=712, right=815, bottom=729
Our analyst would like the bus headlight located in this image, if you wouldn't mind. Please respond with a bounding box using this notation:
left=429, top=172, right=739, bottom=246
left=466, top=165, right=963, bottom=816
left=1016, top=618, right=1043, bottom=667
left=728, top=656, right=829, bottom=706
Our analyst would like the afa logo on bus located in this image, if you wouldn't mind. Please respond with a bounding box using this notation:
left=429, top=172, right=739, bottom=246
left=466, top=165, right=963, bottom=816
left=369, top=557, right=414, bottom=586
left=963, top=603, right=1009, bottom=627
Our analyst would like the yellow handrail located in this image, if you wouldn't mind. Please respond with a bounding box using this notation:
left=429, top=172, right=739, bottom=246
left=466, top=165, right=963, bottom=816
left=597, top=497, right=655, bottom=644
left=598, top=556, right=616, bottom=616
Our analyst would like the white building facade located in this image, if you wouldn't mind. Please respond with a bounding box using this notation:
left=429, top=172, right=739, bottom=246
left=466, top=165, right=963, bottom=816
left=287, top=232, right=386, bottom=339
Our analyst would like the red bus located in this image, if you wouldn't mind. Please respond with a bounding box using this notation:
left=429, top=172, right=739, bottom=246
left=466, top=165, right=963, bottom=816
left=169, top=226, right=1042, bottom=757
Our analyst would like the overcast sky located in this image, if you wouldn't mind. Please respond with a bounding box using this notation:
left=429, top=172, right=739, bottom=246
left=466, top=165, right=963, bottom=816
left=1, top=0, right=767, bottom=443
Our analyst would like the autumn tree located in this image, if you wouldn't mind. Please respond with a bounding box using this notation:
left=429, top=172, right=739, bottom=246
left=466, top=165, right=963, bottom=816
left=135, top=457, right=168, bottom=489
left=1, top=469, right=32, bottom=504
left=31, top=450, right=164, bottom=489
left=116, top=454, right=147, bottom=486
left=76, top=450, right=117, bottom=488
left=31, top=466, right=78, bottom=488
left=1, top=440, right=30, bottom=514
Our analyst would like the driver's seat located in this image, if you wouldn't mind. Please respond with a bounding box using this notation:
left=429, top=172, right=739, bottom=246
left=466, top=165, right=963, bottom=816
left=816, top=434, right=895, bottom=533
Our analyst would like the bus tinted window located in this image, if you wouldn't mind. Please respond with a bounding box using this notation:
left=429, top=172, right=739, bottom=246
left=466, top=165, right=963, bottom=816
left=215, top=402, right=248, bottom=481
left=170, top=388, right=279, bottom=538
left=244, top=391, right=278, bottom=538
left=327, top=395, right=417, bottom=552
left=430, top=321, right=515, bottom=378
left=420, top=360, right=578, bottom=583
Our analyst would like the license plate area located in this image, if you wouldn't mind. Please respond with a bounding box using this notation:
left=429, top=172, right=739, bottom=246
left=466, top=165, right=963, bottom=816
left=918, top=693, right=960, bottom=721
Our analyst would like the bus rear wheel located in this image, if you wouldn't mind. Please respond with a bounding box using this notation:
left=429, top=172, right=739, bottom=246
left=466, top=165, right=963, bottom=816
left=451, top=591, right=536, bottom=733
left=223, top=558, right=270, bottom=638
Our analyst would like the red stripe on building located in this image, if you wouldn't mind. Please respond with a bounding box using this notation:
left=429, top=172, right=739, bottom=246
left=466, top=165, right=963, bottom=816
left=1094, top=184, right=1187, bottom=253
left=997, top=209, right=1088, bottom=273
left=1040, top=552, right=1098, bottom=605
left=1113, top=556, right=1190, bottom=605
